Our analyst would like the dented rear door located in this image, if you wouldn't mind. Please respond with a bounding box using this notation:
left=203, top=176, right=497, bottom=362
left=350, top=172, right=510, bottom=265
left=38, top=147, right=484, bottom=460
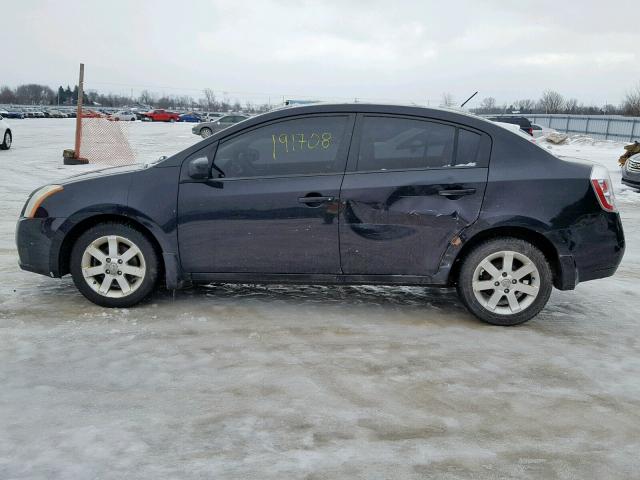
left=338, top=114, right=490, bottom=276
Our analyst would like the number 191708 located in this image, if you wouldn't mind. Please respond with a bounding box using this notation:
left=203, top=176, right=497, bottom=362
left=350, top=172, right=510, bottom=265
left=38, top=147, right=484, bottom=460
left=271, top=132, right=332, bottom=160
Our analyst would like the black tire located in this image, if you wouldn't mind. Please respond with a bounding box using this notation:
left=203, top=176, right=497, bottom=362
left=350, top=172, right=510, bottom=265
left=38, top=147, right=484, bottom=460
left=70, top=222, right=159, bottom=308
left=1, top=130, right=11, bottom=150
left=200, top=127, right=212, bottom=138
left=456, top=237, right=553, bottom=326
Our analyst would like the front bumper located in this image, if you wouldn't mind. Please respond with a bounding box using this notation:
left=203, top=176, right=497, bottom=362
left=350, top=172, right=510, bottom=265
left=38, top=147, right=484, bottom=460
left=622, top=165, right=640, bottom=188
left=622, top=177, right=640, bottom=189
left=16, top=217, right=61, bottom=277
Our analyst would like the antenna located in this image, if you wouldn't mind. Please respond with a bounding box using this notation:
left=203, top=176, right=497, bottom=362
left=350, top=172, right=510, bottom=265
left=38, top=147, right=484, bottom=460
left=460, top=91, right=478, bottom=108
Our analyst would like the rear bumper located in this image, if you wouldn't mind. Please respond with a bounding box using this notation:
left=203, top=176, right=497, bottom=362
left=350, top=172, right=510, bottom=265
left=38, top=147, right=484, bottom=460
left=16, top=217, right=61, bottom=277
left=552, top=211, right=625, bottom=290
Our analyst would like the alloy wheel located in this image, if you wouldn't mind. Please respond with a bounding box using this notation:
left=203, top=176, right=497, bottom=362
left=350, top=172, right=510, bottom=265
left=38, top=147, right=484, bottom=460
left=81, top=235, right=146, bottom=298
left=472, top=250, right=540, bottom=315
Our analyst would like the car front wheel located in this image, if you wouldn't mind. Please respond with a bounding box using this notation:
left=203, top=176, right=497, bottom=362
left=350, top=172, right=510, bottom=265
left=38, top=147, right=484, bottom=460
left=457, top=238, right=552, bottom=326
left=70, top=223, right=159, bottom=307
left=200, top=127, right=212, bottom=138
left=1, top=130, right=11, bottom=150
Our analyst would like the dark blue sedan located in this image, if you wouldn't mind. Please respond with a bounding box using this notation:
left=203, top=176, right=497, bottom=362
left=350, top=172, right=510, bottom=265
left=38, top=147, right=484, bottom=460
left=3, top=110, right=25, bottom=119
left=15, top=103, right=625, bottom=325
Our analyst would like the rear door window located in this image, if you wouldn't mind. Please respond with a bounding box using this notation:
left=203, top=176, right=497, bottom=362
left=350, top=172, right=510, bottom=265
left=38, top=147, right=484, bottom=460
left=358, top=116, right=456, bottom=171
left=214, top=115, right=350, bottom=178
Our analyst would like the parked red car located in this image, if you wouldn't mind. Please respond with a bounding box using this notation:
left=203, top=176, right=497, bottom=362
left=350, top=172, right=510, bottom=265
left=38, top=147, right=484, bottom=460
left=142, top=109, right=180, bottom=122
left=80, top=110, right=106, bottom=118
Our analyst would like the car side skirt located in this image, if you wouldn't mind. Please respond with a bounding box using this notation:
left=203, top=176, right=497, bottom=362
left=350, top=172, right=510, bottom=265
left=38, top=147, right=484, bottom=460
left=189, top=272, right=441, bottom=287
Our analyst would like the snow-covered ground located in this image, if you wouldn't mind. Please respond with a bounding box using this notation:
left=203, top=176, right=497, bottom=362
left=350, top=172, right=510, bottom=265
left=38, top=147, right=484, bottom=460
left=1, top=120, right=639, bottom=479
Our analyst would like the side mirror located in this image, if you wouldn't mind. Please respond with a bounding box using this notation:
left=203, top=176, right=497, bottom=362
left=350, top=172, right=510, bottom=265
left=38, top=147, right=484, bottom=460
left=187, top=157, right=210, bottom=180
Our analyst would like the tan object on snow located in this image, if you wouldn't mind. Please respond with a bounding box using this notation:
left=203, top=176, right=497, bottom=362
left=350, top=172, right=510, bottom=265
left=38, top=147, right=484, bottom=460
left=619, top=141, right=640, bottom=166
left=545, top=132, right=569, bottom=144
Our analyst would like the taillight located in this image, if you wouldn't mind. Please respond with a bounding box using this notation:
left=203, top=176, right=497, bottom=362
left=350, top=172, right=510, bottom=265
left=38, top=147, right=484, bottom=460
left=590, top=165, right=617, bottom=212
left=527, top=127, right=533, bottom=136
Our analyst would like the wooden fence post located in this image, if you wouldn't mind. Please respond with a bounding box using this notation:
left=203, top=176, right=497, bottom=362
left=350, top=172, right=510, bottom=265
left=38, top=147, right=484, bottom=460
left=74, top=63, right=85, bottom=159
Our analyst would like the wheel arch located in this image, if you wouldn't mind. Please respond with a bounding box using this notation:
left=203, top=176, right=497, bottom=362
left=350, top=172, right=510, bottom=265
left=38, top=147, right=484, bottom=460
left=448, top=226, right=562, bottom=288
left=57, top=213, right=165, bottom=279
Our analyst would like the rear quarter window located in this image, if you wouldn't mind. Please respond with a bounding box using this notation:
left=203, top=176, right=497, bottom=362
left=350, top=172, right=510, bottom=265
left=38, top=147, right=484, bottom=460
left=456, top=129, right=481, bottom=167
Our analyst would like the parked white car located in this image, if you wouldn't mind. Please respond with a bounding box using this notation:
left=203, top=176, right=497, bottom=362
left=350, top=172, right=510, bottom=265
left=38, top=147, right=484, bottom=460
left=110, top=110, right=136, bottom=121
left=1, top=115, right=12, bottom=150
left=531, top=123, right=557, bottom=139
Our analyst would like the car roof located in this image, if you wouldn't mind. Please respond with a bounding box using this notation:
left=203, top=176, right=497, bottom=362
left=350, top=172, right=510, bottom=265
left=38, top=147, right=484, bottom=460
left=162, top=103, right=537, bottom=167
left=240, top=103, right=499, bottom=131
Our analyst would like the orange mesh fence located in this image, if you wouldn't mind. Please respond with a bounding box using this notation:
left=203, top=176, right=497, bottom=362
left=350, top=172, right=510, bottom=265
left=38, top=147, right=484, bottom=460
left=79, top=116, right=136, bottom=166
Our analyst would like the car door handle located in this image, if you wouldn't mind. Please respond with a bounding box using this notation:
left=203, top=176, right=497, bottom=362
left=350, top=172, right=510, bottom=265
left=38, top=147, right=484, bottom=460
left=298, top=196, right=334, bottom=204
left=438, top=188, right=476, bottom=197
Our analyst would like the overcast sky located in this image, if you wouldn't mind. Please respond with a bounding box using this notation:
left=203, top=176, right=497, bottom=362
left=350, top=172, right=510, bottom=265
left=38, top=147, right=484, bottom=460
left=3, top=0, right=639, bottom=107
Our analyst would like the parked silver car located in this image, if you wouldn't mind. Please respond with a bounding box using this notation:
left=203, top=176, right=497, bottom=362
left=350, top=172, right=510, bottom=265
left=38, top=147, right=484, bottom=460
left=191, top=114, right=249, bottom=138
left=621, top=147, right=640, bottom=191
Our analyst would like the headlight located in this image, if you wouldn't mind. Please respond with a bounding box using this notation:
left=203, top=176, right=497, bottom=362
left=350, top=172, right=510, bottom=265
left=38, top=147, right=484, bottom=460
left=23, top=185, right=63, bottom=218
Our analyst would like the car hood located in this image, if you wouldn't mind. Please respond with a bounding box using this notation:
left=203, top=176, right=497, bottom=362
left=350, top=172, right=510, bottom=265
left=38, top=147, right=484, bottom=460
left=60, top=164, right=145, bottom=185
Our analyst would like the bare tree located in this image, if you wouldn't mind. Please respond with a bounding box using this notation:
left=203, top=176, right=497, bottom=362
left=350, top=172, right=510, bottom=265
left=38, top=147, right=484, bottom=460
left=564, top=98, right=579, bottom=113
left=0, top=86, right=16, bottom=103
left=479, top=96, right=497, bottom=112
left=441, top=92, right=455, bottom=107
left=138, top=90, right=155, bottom=106
left=622, top=83, right=640, bottom=116
left=202, top=88, right=215, bottom=110
left=602, top=104, right=620, bottom=115
left=514, top=99, right=535, bottom=113
left=13, top=84, right=55, bottom=104
left=538, top=90, right=565, bottom=113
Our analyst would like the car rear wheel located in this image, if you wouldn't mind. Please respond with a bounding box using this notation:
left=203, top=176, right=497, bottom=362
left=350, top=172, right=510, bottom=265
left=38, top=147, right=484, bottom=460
left=1, top=130, right=11, bottom=150
left=169, top=118, right=176, bottom=123
left=70, top=223, right=159, bottom=307
left=200, top=127, right=212, bottom=138
left=457, top=238, right=552, bottom=325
